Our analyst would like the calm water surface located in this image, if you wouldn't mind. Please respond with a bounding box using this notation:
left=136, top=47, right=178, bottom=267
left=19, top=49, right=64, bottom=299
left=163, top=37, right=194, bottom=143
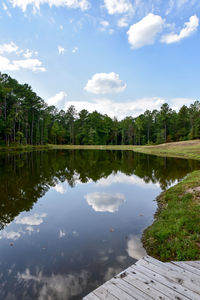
left=0, top=150, right=199, bottom=300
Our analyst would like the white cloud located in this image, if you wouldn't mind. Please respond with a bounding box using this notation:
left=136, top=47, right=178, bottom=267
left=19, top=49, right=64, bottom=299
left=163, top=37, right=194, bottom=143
left=118, top=17, right=129, bottom=27
left=58, top=46, right=65, bottom=55
left=0, top=42, right=18, bottom=54
left=103, top=0, right=133, bottom=15
left=54, top=182, right=67, bottom=194
left=127, top=13, right=165, bottom=49
left=85, top=192, right=125, bottom=213
left=161, top=15, right=199, bottom=44
left=0, top=55, right=18, bottom=71
left=15, top=213, right=47, bottom=226
left=47, top=91, right=67, bottom=109
left=64, top=97, right=165, bottom=120
left=0, top=56, right=46, bottom=72
left=13, top=58, right=46, bottom=72
left=170, top=97, right=195, bottom=110
left=126, top=235, right=147, bottom=260
left=84, top=72, right=126, bottom=94
left=0, top=42, right=45, bottom=72
left=99, top=21, right=114, bottom=34
left=72, top=46, right=78, bottom=53
left=23, top=49, right=33, bottom=58
left=8, top=0, right=90, bottom=12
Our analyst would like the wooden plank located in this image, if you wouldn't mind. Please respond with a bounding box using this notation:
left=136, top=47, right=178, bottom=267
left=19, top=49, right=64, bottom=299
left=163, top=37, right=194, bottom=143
left=103, top=281, right=137, bottom=299
left=83, top=292, right=101, bottom=300
left=93, top=285, right=119, bottom=300
left=144, top=256, right=200, bottom=285
left=110, top=276, right=154, bottom=300
left=84, top=257, right=200, bottom=300
left=184, top=261, right=200, bottom=270
left=116, top=271, right=169, bottom=299
left=171, top=261, right=200, bottom=277
left=130, top=264, right=194, bottom=300
left=129, top=264, right=190, bottom=300
left=137, top=257, right=200, bottom=296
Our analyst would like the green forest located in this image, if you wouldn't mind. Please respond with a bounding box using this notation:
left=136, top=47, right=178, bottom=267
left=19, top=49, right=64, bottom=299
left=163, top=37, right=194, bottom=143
left=0, top=72, right=200, bottom=146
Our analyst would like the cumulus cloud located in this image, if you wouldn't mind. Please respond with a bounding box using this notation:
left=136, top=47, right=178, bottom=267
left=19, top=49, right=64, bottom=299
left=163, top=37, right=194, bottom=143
left=126, top=235, right=147, bottom=260
left=0, top=42, right=45, bottom=72
left=47, top=91, right=67, bottom=109
left=85, top=192, right=125, bottom=213
left=84, top=72, right=126, bottom=94
left=13, top=58, right=46, bottom=72
left=161, top=15, right=199, bottom=44
left=103, top=0, right=133, bottom=15
left=8, top=0, right=90, bottom=12
left=23, top=49, right=34, bottom=58
left=58, top=46, right=65, bottom=55
left=15, top=213, right=47, bottom=226
left=170, top=97, right=195, bottom=110
left=0, top=42, right=18, bottom=54
left=127, top=13, right=165, bottom=49
left=64, top=97, right=165, bottom=120
left=0, top=56, right=45, bottom=72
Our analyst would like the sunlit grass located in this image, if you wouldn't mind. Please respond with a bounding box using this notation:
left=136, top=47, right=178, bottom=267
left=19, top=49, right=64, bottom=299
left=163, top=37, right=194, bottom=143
left=49, top=140, right=200, bottom=161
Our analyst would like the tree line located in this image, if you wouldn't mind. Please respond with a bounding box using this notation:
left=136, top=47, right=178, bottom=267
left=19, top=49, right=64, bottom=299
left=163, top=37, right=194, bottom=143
left=0, top=72, right=200, bottom=146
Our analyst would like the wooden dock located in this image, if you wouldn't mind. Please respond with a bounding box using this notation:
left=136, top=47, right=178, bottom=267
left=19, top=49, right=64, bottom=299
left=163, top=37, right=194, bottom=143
left=83, top=255, right=200, bottom=299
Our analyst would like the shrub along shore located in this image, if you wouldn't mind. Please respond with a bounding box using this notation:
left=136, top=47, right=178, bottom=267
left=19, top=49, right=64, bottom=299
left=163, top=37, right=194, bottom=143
left=1, top=139, right=200, bottom=261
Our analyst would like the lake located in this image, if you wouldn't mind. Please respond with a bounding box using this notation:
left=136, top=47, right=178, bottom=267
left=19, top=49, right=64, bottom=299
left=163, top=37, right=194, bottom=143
left=0, top=150, right=199, bottom=300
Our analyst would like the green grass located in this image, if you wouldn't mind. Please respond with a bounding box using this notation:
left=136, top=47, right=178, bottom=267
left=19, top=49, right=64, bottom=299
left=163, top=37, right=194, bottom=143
left=142, top=170, right=200, bottom=261
left=0, top=144, right=50, bottom=153
left=49, top=139, right=200, bottom=161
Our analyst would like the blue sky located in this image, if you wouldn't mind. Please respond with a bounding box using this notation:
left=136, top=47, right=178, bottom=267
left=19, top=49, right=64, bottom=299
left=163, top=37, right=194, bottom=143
left=0, top=0, right=200, bottom=119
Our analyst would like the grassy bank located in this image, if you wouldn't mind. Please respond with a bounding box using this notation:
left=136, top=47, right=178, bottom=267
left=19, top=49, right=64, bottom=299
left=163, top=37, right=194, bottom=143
left=142, top=170, right=200, bottom=261
left=50, top=139, right=200, bottom=160
left=0, top=144, right=50, bottom=153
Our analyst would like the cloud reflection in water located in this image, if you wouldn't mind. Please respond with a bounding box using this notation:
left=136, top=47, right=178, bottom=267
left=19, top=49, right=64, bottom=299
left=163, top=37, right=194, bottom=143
left=126, top=235, right=147, bottom=260
left=17, top=268, right=89, bottom=300
left=85, top=192, right=125, bottom=213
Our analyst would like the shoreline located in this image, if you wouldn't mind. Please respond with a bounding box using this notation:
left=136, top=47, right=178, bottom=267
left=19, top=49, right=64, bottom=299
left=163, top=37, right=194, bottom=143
left=0, top=139, right=200, bottom=160
left=49, top=140, right=200, bottom=161
left=142, top=170, right=200, bottom=261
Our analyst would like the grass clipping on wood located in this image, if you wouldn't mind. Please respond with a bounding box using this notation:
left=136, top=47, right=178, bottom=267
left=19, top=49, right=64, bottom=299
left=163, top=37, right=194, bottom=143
left=142, top=170, right=200, bottom=262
